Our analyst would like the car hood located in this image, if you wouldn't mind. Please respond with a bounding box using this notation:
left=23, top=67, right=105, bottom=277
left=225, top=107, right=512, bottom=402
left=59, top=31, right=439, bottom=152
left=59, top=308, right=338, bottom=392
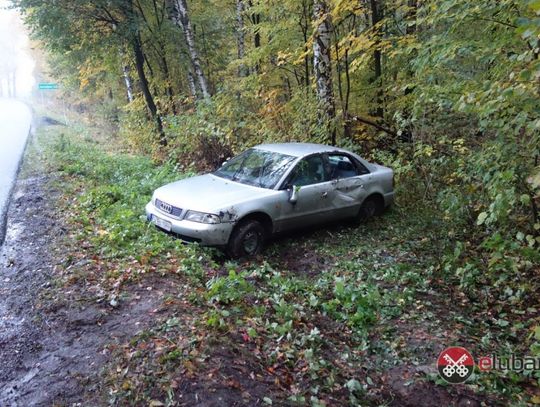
left=153, top=174, right=276, bottom=213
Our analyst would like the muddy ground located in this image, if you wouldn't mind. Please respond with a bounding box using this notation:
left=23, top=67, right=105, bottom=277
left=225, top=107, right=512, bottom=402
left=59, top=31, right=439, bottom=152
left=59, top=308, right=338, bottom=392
left=0, top=161, right=177, bottom=405
left=0, top=172, right=487, bottom=407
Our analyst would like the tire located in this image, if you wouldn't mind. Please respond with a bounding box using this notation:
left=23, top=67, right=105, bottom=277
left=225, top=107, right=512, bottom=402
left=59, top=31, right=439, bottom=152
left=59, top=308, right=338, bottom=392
left=227, top=220, right=266, bottom=259
left=357, top=196, right=383, bottom=222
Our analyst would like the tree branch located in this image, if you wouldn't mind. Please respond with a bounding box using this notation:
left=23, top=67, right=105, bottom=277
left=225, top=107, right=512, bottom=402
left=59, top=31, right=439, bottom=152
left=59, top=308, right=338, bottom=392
left=477, top=17, right=516, bottom=29
left=350, top=115, right=398, bottom=137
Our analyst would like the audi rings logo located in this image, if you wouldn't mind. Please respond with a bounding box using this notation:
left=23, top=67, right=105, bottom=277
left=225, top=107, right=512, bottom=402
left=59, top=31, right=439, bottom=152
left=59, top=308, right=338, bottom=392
left=160, top=201, right=173, bottom=214
left=437, top=346, right=474, bottom=383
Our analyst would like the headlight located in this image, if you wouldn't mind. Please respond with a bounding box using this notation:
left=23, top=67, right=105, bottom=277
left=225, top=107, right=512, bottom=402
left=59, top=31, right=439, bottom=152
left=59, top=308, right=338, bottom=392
left=184, top=210, right=221, bottom=224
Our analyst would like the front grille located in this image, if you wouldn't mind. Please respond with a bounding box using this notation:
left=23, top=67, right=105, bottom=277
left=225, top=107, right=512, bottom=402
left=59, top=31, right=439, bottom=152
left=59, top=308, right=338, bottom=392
left=155, top=198, right=183, bottom=218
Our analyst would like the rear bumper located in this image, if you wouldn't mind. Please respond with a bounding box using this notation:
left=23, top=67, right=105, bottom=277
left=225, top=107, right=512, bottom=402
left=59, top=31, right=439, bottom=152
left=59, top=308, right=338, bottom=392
left=145, top=202, right=234, bottom=246
left=383, top=191, right=395, bottom=207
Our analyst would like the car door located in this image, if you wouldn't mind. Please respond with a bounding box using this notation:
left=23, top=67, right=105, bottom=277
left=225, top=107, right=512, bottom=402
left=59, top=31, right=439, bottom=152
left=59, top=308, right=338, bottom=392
left=325, top=153, right=371, bottom=219
left=275, top=154, right=335, bottom=231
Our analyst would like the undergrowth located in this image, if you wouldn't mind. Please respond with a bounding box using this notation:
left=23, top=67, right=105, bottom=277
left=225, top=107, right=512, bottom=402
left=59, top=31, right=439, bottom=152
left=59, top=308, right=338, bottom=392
left=33, top=119, right=540, bottom=406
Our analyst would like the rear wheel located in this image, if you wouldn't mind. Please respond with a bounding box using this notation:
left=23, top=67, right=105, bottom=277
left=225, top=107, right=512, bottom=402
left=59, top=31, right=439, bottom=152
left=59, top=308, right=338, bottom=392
left=227, top=220, right=266, bottom=259
left=357, top=196, right=383, bottom=222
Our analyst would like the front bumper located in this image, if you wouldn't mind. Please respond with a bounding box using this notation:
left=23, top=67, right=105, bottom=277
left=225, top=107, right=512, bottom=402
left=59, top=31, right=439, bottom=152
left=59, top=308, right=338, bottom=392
left=145, top=202, right=234, bottom=246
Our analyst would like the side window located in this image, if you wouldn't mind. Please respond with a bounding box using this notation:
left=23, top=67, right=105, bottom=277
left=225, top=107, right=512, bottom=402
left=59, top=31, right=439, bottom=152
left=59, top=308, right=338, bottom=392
left=288, top=155, right=328, bottom=187
left=327, top=154, right=364, bottom=179
left=353, top=158, right=370, bottom=175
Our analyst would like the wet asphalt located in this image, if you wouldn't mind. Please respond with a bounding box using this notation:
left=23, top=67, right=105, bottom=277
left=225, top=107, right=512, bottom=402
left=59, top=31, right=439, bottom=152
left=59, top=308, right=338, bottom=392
left=0, top=98, right=32, bottom=245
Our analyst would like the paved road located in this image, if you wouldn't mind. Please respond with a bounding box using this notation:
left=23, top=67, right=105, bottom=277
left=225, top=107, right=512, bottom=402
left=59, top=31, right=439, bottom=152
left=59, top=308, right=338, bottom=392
left=0, top=98, right=32, bottom=244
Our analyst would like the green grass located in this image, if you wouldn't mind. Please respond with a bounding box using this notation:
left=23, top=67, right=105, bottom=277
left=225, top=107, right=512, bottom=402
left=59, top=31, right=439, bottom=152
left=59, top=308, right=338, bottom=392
left=32, top=119, right=539, bottom=406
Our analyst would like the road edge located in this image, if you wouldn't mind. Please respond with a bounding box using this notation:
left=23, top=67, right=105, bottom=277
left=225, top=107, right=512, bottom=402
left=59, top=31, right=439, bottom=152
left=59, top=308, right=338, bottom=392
left=0, top=104, right=35, bottom=247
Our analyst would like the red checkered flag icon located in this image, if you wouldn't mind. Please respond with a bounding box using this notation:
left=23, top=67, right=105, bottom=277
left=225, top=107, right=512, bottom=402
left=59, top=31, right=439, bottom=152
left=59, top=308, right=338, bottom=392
left=437, top=346, right=474, bottom=383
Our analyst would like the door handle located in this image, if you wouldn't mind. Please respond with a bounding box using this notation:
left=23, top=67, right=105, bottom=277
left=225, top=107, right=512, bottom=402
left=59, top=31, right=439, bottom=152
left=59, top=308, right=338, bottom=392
left=321, top=192, right=328, bottom=198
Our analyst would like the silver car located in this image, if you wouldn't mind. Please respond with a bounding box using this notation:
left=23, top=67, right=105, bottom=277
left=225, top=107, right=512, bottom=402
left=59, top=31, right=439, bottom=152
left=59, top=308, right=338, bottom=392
left=145, top=143, right=394, bottom=258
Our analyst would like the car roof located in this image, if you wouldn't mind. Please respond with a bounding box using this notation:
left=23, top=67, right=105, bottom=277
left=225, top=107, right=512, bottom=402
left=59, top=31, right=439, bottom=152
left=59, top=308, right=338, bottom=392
left=253, top=142, right=347, bottom=158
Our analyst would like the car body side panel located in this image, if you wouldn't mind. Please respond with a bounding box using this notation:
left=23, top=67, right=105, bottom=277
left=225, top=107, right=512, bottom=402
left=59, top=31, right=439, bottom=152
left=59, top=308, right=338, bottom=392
left=327, top=166, right=393, bottom=217
left=331, top=176, right=369, bottom=218
left=274, top=181, right=337, bottom=232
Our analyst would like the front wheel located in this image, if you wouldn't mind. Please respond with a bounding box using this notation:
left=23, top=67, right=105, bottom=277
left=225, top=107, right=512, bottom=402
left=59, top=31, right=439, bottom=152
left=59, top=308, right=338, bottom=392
left=227, top=220, right=266, bottom=259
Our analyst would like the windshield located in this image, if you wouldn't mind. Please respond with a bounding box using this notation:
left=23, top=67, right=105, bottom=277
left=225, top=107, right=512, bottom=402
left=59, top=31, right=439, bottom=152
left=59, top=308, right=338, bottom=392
left=214, top=148, right=296, bottom=189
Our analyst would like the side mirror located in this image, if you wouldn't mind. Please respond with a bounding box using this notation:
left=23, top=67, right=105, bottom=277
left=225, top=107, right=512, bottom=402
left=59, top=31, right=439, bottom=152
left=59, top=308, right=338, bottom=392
left=288, top=185, right=300, bottom=204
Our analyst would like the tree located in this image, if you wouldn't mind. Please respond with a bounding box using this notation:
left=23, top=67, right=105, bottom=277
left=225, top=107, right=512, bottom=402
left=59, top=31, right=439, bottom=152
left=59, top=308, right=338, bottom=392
left=122, top=62, right=134, bottom=103
left=132, top=33, right=166, bottom=144
left=369, top=0, right=384, bottom=118
left=169, top=0, right=210, bottom=98
left=312, top=0, right=336, bottom=144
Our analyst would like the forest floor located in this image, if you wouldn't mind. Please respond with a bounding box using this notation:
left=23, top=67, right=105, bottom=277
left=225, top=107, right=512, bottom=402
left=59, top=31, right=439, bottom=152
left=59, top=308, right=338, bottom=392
left=0, top=110, right=537, bottom=406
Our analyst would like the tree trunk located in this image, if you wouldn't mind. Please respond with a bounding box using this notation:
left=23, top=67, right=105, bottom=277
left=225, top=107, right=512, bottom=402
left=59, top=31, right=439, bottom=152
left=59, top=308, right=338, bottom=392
left=248, top=1, right=261, bottom=74
left=187, top=69, right=197, bottom=98
left=313, top=0, right=336, bottom=145
left=156, top=47, right=176, bottom=114
left=401, top=0, right=417, bottom=142
left=301, top=0, right=311, bottom=88
left=132, top=35, right=167, bottom=146
left=253, top=13, right=260, bottom=49
left=370, top=0, right=384, bottom=118
left=122, top=64, right=134, bottom=103
left=335, top=36, right=352, bottom=139
left=236, top=0, right=247, bottom=76
left=173, top=0, right=210, bottom=99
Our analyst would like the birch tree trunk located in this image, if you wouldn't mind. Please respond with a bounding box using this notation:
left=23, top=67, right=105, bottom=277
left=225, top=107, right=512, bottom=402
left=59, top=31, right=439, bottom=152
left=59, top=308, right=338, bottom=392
left=187, top=70, right=197, bottom=98
left=173, top=0, right=210, bottom=99
left=313, top=0, right=336, bottom=144
left=122, top=64, right=134, bottom=103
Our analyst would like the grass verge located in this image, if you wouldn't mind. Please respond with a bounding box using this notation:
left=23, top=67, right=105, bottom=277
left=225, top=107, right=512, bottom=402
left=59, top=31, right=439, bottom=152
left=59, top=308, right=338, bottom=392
left=30, top=115, right=540, bottom=406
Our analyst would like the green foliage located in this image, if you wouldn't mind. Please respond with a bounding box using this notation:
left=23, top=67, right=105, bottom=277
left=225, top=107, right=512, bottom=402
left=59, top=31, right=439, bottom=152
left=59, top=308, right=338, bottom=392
left=321, top=277, right=379, bottom=329
left=46, top=125, right=197, bottom=262
left=206, top=269, right=253, bottom=304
